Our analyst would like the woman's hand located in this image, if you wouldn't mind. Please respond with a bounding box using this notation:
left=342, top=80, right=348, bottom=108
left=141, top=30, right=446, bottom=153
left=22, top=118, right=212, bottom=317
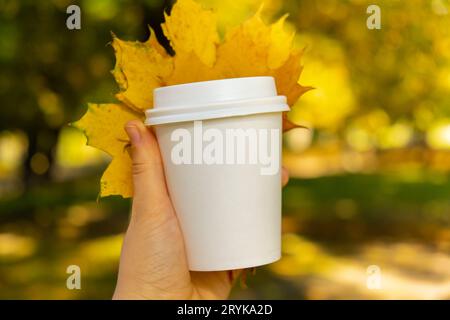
left=113, top=120, right=289, bottom=300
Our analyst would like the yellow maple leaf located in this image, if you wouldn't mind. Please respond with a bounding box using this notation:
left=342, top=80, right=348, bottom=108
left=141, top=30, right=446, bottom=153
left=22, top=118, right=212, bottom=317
left=112, top=31, right=173, bottom=111
left=162, top=0, right=219, bottom=67
left=74, top=0, right=309, bottom=198
left=72, top=103, right=142, bottom=197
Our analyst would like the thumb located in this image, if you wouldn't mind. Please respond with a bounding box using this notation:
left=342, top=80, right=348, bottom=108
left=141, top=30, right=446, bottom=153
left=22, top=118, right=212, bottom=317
left=124, top=120, right=171, bottom=222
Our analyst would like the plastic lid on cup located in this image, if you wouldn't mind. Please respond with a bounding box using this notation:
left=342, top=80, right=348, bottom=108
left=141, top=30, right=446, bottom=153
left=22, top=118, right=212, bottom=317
left=145, top=77, right=289, bottom=126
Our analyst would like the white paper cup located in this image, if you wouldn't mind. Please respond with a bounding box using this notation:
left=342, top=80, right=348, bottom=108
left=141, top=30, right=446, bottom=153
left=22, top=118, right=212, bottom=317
left=145, top=77, right=289, bottom=271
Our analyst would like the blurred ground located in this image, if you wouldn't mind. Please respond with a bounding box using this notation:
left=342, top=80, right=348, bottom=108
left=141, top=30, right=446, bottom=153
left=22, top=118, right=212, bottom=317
left=1, top=168, right=449, bottom=299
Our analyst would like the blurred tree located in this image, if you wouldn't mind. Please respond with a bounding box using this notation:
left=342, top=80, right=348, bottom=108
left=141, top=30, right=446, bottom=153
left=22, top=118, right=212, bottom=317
left=284, top=0, right=450, bottom=139
left=0, top=0, right=171, bottom=189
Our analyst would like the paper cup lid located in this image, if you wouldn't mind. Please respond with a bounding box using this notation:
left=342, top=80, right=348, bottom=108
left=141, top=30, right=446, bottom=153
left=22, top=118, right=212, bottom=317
left=145, top=77, right=289, bottom=125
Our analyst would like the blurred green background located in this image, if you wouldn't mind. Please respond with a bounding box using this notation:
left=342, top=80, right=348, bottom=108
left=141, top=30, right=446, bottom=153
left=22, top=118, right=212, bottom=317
left=1, top=0, right=450, bottom=299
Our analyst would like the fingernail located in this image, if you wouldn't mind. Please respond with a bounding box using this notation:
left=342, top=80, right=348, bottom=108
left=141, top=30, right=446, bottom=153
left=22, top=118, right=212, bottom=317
left=125, top=125, right=141, bottom=145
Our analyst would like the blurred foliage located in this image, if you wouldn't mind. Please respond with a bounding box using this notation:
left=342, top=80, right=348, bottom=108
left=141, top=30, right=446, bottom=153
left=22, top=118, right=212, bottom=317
left=1, top=0, right=450, bottom=299
left=0, top=0, right=171, bottom=188
left=290, top=0, right=450, bottom=130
